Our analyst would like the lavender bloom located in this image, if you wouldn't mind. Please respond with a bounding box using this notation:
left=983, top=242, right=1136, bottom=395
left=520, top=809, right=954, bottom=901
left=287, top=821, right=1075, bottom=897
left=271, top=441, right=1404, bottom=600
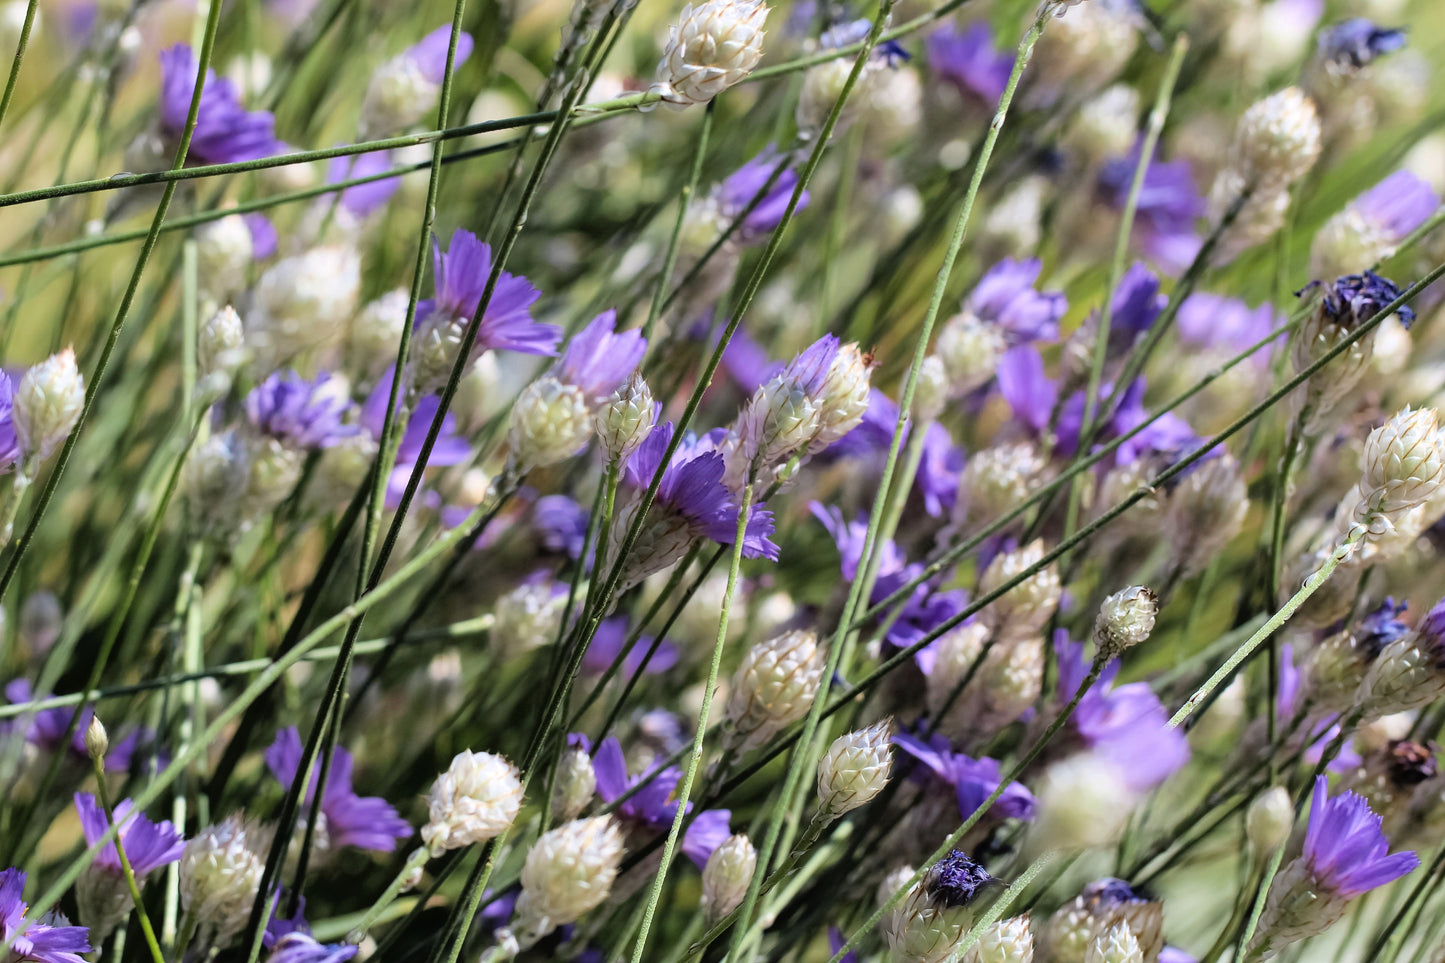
left=264, top=728, right=412, bottom=853
left=1159, top=949, right=1197, bottom=963
left=246, top=372, right=357, bottom=450
left=997, top=345, right=1057, bottom=436
left=1296, top=271, right=1414, bottom=330
left=818, top=19, right=908, bottom=64
left=1356, top=598, right=1411, bottom=651
left=74, top=794, right=184, bottom=877
left=1054, top=633, right=1189, bottom=792
left=923, top=850, right=997, bottom=907
left=1, top=680, right=148, bottom=773
left=1051, top=377, right=1205, bottom=474
left=1103, top=263, right=1167, bottom=352
left=0, top=868, right=91, bottom=963
left=926, top=22, right=1013, bottom=107
left=326, top=150, right=402, bottom=220
left=404, top=25, right=477, bottom=85
left=557, top=311, right=647, bottom=401
left=1098, top=150, right=1204, bottom=275
left=591, top=737, right=731, bottom=867
left=823, top=391, right=964, bottom=516
left=967, top=259, right=1066, bottom=344
left=893, top=731, right=1037, bottom=823
left=582, top=618, right=679, bottom=675
left=716, top=149, right=810, bottom=242
left=1177, top=294, right=1285, bottom=359
left=1354, top=171, right=1439, bottom=242
left=0, top=371, right=19, bottom=473
left=246, top=214, right=279, bottom=260
left=1302, top=775, right=1418, bottom=895
left=533, top=495, right=590, bottom=559
left=263, top=900, right=358, bottom=963
left=159, top=45, right=281, bottom=164
left=418, top=229, right=558, bottom=355
left=1317, top=19, right=1407, bottom=72
left=827, top=926, right=860, bottom=963
left=360, top=368, right=471, bottom=505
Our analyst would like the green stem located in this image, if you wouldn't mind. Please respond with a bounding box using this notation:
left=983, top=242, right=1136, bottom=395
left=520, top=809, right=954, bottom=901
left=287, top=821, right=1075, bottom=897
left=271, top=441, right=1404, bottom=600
left=645, top=101, right=715, bottom=345
left=0, top=0, right=38, bottom=127
left=90, top=755, right=166, bottom=963
left=348, top=846, right=431, bottom=944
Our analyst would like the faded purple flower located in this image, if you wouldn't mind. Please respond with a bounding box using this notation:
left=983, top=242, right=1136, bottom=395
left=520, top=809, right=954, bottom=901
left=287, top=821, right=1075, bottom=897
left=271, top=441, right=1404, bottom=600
left=245, top=214, right=279, bottom=260
left=246, top=371, right=357, bottom=449
left=73, top=794, right=184, bottom=877
left=265, top=728, right=412, bottom=853
left=1, top=680, right=150, bottom=773
left=1303, top=775, right=1417, bottom=897
left=591, top=737, right=731, bottom=867
left=1354, top=170, right=1440, bottom=243
left=967, top=259, right=1066, bottom=344
left=557, top=311, right=647, bottom=401
left=419, top=229, right=558, bottom=356
left=534, top=494, right=590, bottom=559
left=893, top=730, right=1037, bottom=823
left=327, top=150, right=402, bottom=220
left=923, top=850, right=997, bottom=907
left=926, top=22, right=1013, bottom=107
left=0, top=372, right=19, bottom=473
left=1317, top=18, right=1407, bottom=72
left=1102, top=263, right=1167, bottom=352
left=1098, top=149, right=1204, bottom=275
left=159, top=45, right=281, bottom=164
left=0, top=867, right=91, bottom=963
left=717, top=149, right=810, bottom=241
left=404, top=25, right=477, bottom=84
left=997, top=345, right=1057, bottom=436
left=583, top=618, right=678, bottom=676
left=1177, top=294, right=1285, bottom=359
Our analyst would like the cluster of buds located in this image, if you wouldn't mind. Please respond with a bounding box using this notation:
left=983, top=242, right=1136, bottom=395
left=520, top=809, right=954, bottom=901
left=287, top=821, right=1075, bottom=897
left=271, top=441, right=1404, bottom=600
left=650, top=0, right=768, bottom=108
left=723, top=629, right=826, bottom=754
left=420, top=749, right=524, bottom=857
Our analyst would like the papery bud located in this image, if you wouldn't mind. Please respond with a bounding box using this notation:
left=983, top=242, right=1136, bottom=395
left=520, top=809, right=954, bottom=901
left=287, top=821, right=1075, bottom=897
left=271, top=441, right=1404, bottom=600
left=1210, top=169, right=1293, bottom=262
left=927, top=625, right=1043, bottom=745
left=935, top=314, right=1006, bottom=397
left=1093, top=586, right=1157, bottom=659
left=195, top=214, right=255, bottom=298
left=84, top=716, right=108, bottom=762
left=420, top=750, right=524, bottom=857
left=701, top=833, right=757, bottom=923
left=1357, top=407, right=1445, bottom=520
left=199, top=305, right=246, bottom=382
left=508, top=376, right=594, bottom=472
left=1247, top=787, right=1295, bottom=854
left=651, top=0, right=768, bottom=108
left=1229, top=87, right=1322, bottom=188
left=960, top=914, right=1034, bottom=963
left=14, top=348, right=85, bottom=462
left=1027, top=754, right=1136, bottom=855
left=911, top=357, right=949, bottom=423
left=811, top=342, right=873, bottom=451
left=1084, top=923, right=1142, bottom=963
left=597, top=374, right=657, bottom=460
left=506, top=816, right=626, bottom=948
left=725, top=630, right=826, bottom=753
left=817, top=718, right=894, bottom=817
left=178, top=817, right=266, bottom=953
left=349, top=289, right=410, bottom=380
left=956, top=443, right=1047, bottom=529
left=979, top=540, right=1061, bottom=640
left=248, top=246, right=361, bottom=365
left=550, top=746, right=597, bottom=824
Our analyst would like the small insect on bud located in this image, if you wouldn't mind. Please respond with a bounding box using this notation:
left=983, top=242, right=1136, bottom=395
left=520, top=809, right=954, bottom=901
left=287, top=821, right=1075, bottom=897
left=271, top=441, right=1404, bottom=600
left=178, top=817, right=266, bottom=953
left=508, top=376, right=594, bottom=473
left=651, top=0, right=769, bottom=109
left=910, top=356, right=949, bottom=424
left=1084, top=922, right=1143, bottom=963
left=505, top=816, right=627, bottom=950
left=199, top=305, right=246, bottom=383
left=1247, top=786, right=1296, bottom=854
left=84, top=716, right=108, bottom=762
left=13, top=348, right=85, bottom=463
left=725, top=630, right=826, bottom=754
left=420, top=750, right=524, bottom=857
left=960, top=914, right=1033, bottom=963
left=1093, top=586, right=1158, bottom=659
left=816, top=718, right=894, bottom=818
left=596, top=373, right=657, bottom=460
left=1357, top=406, right=1445, bottom=521
left=1229, top=86, right=1322, bottom=188
left=701, top=833, right=757, bottom=923
left=550, top=745, right=597, bottom=824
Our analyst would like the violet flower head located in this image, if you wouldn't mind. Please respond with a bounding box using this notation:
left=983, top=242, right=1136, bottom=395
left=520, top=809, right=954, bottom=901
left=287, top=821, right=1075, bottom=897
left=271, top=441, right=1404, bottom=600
left=419, top=229, right=558, bottom=356
left=591, top=737, right=731, bottom=867
left=0, top=867, right=91, bottom=963
left=1, top=680, right=149, bottom=773
left=73, top=794, right=184, bottom=877
left=557, top=311, right=647, bottom=401
left=1354, top=170, right=1440, bottom=243
left=246, top=371, right=357, bottom=450
left=819, top=19, right=908, bottom=64
left=1303, top=776, right=1417, bottom=897
left=582, top=617, right=679, bottom=676
left=1098, top=149, right=1204, bottom=275
left=0, top=371, right=19, bottom=473
left=158, top=45, right=281, bottom=164
left=246, top=214, right=279, bottom=260
left=534, top=494, right=590, bottom=559
left=997, top=345, right=1058, bottom=436
left=1296, top=271, right=1414, bottom=330
left=1104, top=263, right=1167, bottom=351
left=1355, top=598, right=1411, bottom=656
left=263, top=900, right=358, bottom=963
left=1317, top=19, right=1407, bottom=72
left=361, top=370, right=471, bottom=468
left=926, top=22, right=1013, bottom=107
left=327, top=150, right=403, bottom=220
left=923, top=850, right=997, bottom=908
left=966, top=258, right=1066, bottom=344
left=893, top=730, right=1036, bottom=823
left=265, top=728, right=412, bottom=853
left=717, top=149, right=809, bottom=241
left=1177, top=294, right=1285, bottom=358
left=405, top=25, right=477, bottom=85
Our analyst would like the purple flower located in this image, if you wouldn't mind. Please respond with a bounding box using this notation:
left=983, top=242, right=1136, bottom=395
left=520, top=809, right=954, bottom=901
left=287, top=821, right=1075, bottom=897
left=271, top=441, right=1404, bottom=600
left=818, top=19, right=908, bottom=64
left=360, top=368, right=471, bottom=505
left=264, top=900, right=358, bottom=963
left=0, top=868, right=91, bottom=963
left=1098, top=149, right=1204, bottom=275
left=1159, top=949, right=1197, bottom=963
left=822, top=391, right=964, bottom=517
left=1055, top=378, right=1205, bottom=472
left=893, top=731, right=1036, bottom=823
left=1353, top=170, right=1440, bottom=243
left=621, top=423, right=779, bottom=560
left=403, top=25, right=477, bottom=85
left=419, top=229, right=558, bottom=356
left=583, top=618, right=678, bottom=675
left=1, top=681, right=150, bottom=773
left=264, top=728, right=412, bottom=853
left=159, top=45, right=281, bottom=164
left=246, top=371, right=357, bottom=449
left=73, top=794, right=184, bottom=877
left=827, top=927, right=859, bottom=963
left=717, top=149, right=810, bottom=241
left=926, top=23, right=1013, bottom=107
left=0, top=371, right=19, bottom=473
left=997, top=345, right=1057, bottom=436
left=1317, top=19, right=1407, bottom=72
left=1296, top=271, right=1414, bottom=330
left=557, top=311, right=647, bottom=401
left=534, top=495, right=590, bottom=559
left=1356, top=598, right=1411, bottom=654
left=1103, top=263, right=1167, bottom=351
left=1276, top=643, right=1362, bottom=774
left=327, top=150, right=402, bottom=220
left=1177, top=294, right=1285, bottom=359
left=720, top=326, right=781, bottom=393
left=966, top=259, right=1066, bottom=344
left=591, top=737, right=731, bottom=867
left=923, top=851, right=997, bottom=907
left=245, top=214, right=279, bottom=260
left=1303, top=775, right=1417, bottom=897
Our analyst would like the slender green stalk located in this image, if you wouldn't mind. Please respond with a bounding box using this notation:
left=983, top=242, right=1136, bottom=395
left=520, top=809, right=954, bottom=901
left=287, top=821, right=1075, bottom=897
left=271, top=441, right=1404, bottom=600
left=0, top=0, right=37, bottom=127
left=90, top=755, right=166, bottom=963
left=644, top=102, right=715, bottom=345
left=1236, top=845, right=1288, bottom=962
left=348, top=846, right=431, bottom=943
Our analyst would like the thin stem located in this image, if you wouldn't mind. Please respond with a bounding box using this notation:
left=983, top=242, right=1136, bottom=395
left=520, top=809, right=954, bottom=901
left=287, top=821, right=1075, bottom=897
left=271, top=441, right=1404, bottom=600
left=645, top=102, right=715, bottom=345
left=90, top=755, right=166, bottom=963
left=0, top=0, right=38, bottom=127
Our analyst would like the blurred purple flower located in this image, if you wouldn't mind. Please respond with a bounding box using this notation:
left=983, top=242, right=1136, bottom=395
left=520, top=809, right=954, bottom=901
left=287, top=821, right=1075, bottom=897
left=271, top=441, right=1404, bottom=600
left=1303, top=775, right=1417, bottom=897
left=2, top=680, right=151, bottom=773
left=403, top=25, right=477, bottom=85
left=245, top=214, right=279, bottom=260
left=419, top=229, right=559, bottom=356
left=0, top=867, right=91, bottom=963
left=557, top=311, right=647, bottom=401
left=1102, top=263, right=1167, bottom=353
left=591, top=737, right=730, bottom=867
left=361, top=369, right=472, bottom=507
left=823, top=390, right=964, bottom=516
left=73, top=793, right=184, bottom=877
left=1353, top=170, right=1440, bottom=243
left=246, top=371, right=357, bottom=450
left=997, top=345, right=1057, bottom=436
left=966, top=259, right=1065, bottom=344
left=1317, top=18, right=1407, bottom=72
left=265, top=727, right=412, bottom=853
left=534, top=494, right=590, bottom=559
left=0, top=371, right=18, bottom=473
left=1098, top=150, right=1204, bottom=275
left=583, top=618, right=679, bottom=676
left=327, top=150, right=402, bottom=220
left=926, top=23, right=1013, bottom=107
left=717, top=149, right=809, bottom=242
left=264, top=899, right=358, bottom=963
left=1177, top=294, right=1285, bottom=359
left=159, top=45, right=281, bottom=164
left=894, top=730, right=1037, bottom=822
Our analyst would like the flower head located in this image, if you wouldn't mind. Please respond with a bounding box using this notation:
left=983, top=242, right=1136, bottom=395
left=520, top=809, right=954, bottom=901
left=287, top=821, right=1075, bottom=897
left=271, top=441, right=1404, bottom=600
left=1297, top=270, right=1414, bottom=331
left=893, top=730, right=1037, bottom=823
left=326, top=149, right=402, bottom=220
left=0, top=372, right=19, bottom=473
left=652, top=0, right=769, bottom=108
left=263, top=900, right=359, bottom=963
left=418, top=229, right=557, bottom=356
left=73, top=794, right=184, bottom=877
left=265, top=728, right=412, bottom=854
left=0, top=867, right=91, bottom=963
left=245, top=371, right=356, bottom=450
left=159, top=45, right=280, bottom=164
left=1316, top=18, right=1407, bottom=73
left=1098, top=149, right=1204, bottom=274
left=966, top=259, right=1066, bottom=344
left=923, top=851, right=997, bottom=908
left=926, top=22, right=1014, bottom=107
left=556, top=311, right=647, bottom=402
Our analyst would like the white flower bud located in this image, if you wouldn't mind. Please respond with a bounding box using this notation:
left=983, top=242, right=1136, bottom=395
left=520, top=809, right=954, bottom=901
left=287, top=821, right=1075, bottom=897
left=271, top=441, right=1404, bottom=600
left=1357, top=407, right=1445, bottom=521
left=550, top=746, right=597, bottom=824
left=797, top=57, right=881, bottom=137
left=492, top=580, right=569, bottom=655
left=1167, top=453, right=1248, bottom=576
left=1247, top=786, right=1295, bottom=854
left=956, top=444, right=1047, bottom=529
left=652, top=0, right=769, bottom=108
left=927, top=625, right=1043, bottom=744
left=1066, top=84, right=1141, bottom=162
left=597, top=374, right=656, bottom=460
left=421, top=750, right=524, bottom=857
left=14, top=348, right=85, bottom=462
left=508, top=376, right=594, bottom=472
left=1084, top=923, right=1142, bottom=963
left=349, top=289, right=410, bottom=380
left=360, top=52, right=439, bottom=138
left=1310, top=206, right=1394, bottom=282
left=979, top=540, right=1061, bottom=641
left=961, top=915, right=1034, bottom=963
left=507, top=816, right=626, bottom=947
left=1093, top=586, right=1158, bottom=659
left=817, top=718, right=894, bottom=818
left=725, top=630, right=826, bottom=753
left=1209, top=169, right=1293, bottom=263
left=195, top=214, right=255, bottom=298
left=935, top=314, right=1006, bottom=397
left=1027, top=754, right=1136, bottom=856
left=241, top=437, right=305, bottom=518
left=1357, top=629, right=1445, bottom=720
left=248, top=246, right=361, bottom=365
left=178, top=817, right=266, bottom=953
left=1228, top=87, right=1322, bottom=188
left=701, top=833, right=757, bottom=923
left=84, top=715, right=108, bottom=761
left=199, top=305, right=246, bottom=382
left=18, top=590, right=61, bottom=656
left=811, top=342, right=873, bottom=452
left=911, top=357, right=949, bottom=424
left=1029, top=2, right=1137, bottom=104
left=188, top=430, right=251, bottom=529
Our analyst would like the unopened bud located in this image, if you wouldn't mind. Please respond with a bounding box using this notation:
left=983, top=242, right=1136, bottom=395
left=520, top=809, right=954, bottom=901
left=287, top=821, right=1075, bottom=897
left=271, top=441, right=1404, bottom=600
left=935, top=314, right=1006, bottom=397
left=199, top=305, right=246, bottom=381
left=14, top=348, right=85, bottom=462
left=725, top=630, right=826, bottom=753
left=84, top=716, right=108, bottom=761
left=1230, top=86, right=1322, bottom=188
left=1093, top=586, right=1158, bottom=659
left=651, top=0, right=769, bottom=108
left=1247, top=787, right=1295, bottom=854
left=1084, top=923, right=1143, bottom=963
left=1358, top=407, right=1445, bottom=520
left=597, top=374, right=656, bottom=459
left=979, top=540, right=1061, bottom=640
left=960, top=914, right=1034, bottom=963
left=508, top=376, right=593, bottom=472
left=506, top=816, right=626, bottom=949
left=911, top=356, right=949, bottom=423
left=701, top=833, right=757, bottom=923
left=811, top=342, right=873, bottom=452
left=550, top=746, right=597, bottom=824
left=816, top=718, right=894, bottom=818
left=420, top=750, right=524, bottom=857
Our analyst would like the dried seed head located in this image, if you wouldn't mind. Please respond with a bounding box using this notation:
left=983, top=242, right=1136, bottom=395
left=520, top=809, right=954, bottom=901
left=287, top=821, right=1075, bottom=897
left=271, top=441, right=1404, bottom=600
left=597, top=374, right=657, bottom=460
left=651, top=0, right=769, bottom=108
left=701, top=833, right=758, bottom=923
left=14, top=348, right=86, bottom=462
left=508, top=376, right=595, bottom=472
left=1356, top=605, right=1445, bottom=720
left=1093, top=586, right=1158, bottom=659
left=725, top=630, right=826, bottom=753
left=817, top=718, right=894, bottom=817
left=882, top=854, right=993, bottom=963
left=957, top=443, right=1048, bottom=529
left=421, top=750, right=524, bottom=857
left=935, top=314, right=1007, bottom=397
left=979, top=540, right=1061, bottom=640
left=248, top=245, right=361, bottom=365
